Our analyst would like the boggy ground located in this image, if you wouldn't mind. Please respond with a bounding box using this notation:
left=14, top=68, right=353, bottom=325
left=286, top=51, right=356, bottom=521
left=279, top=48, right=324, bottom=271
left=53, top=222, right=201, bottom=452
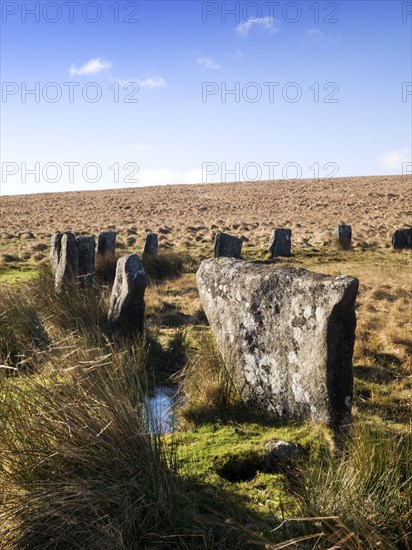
left=0, top=178, right=411, bottom=548
left=1, top=246, right=411, bottom=548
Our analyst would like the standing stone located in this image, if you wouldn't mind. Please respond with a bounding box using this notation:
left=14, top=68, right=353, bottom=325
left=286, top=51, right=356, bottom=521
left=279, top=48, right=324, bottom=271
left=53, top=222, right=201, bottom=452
left=75, top=235, right=95, bottom=287
left=333, top=225, right=352, bottom=250
left=50, top=233, right=63, bottom=273
left=214, top=231, right=242, bottom=259
left=108, top=254, right=147, bottom=335
left=97, top=231, right=116, bottom=256
left=197, top=258, right=359, bottom=427
left=268, top=229, right=292, bottom=258
left=392, top=227, right=412, bottom=250
left=143, top=233, right=158, bottom=256
left=55, top=232, right=79, bottom=292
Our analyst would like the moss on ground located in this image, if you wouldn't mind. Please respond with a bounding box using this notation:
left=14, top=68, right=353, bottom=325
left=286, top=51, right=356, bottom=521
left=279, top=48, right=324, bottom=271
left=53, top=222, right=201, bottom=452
left=1, top=245, right=411, bottom=547
left=0, top=265, right=39, bottom=284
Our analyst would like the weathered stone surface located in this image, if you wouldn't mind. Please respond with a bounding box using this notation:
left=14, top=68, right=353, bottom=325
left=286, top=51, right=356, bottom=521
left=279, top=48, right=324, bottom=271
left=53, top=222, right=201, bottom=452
left=97, top=230, right=116, bottom=256
left=264, top=440, right=301, bottom=460
left=392, top=227, right=412, bottom=250
left=75, top=235, right=95, bottom=287
left=333, top=224, right=352, bottom=250
left=268, top=229, right=292, bottom=258
left=50, top=233, right=63, bottom=273
left=143, top=233, right=158, bottom=256
left=264, top=440, right=301, bottom=457
left=108, top=254, right=147, bottom=335
left=197, top=258, right=359, bottom=427
left=55, top=232, right=79, bottom=292
left=214, top=231, right=242, bottom=259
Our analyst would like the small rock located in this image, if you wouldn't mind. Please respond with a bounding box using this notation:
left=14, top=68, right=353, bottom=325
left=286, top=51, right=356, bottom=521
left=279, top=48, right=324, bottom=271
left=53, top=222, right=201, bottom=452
left=264, top=440, right=301, bottom=459
left=263, top=440, right=302, bottom=469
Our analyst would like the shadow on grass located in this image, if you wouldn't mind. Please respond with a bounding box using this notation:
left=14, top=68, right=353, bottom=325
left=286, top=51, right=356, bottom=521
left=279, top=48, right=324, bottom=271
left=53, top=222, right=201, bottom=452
left=353, top=364, right=398, bottom=383
left=146, top=331, right=189, bottom=384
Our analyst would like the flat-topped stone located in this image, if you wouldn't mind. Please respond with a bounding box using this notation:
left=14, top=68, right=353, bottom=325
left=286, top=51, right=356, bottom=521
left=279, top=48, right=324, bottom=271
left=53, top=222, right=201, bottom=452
left=197, top=258, right=359, bottom=427
left=214, top=231, right=242, bottom=259
left=392, top=227, right=412, bottom=250
left=97, top=230, right=116, bottom=256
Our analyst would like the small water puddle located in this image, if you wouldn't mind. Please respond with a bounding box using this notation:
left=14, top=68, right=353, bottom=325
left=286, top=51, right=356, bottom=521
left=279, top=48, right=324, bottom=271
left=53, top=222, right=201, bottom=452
left=145, top=386, right=179, bottom=433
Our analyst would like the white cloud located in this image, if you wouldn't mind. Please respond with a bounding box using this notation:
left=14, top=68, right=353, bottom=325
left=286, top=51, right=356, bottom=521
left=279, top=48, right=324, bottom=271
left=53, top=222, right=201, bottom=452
left=138, top=76, right=166, bottom=88
left=305, top=28, right=341, bottom=44
left=117, top=76, right=166, bottom=88
left=69, top=59, right=166, bottom=89
left=380, top=147, right=411, bottom=169
left=197, top=56, right=222, bottom=70
left=69, top=57, right=112, bottom=77
left=130, top=143, right=154, bottom=152
left=306, top=28, right=325, bottom=40
left=236, top=17, right=279, bottom=37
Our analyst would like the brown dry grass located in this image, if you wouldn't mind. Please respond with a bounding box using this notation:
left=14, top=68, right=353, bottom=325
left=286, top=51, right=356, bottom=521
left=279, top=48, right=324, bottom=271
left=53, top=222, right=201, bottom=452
left=1, top=176, right=411, bottom=261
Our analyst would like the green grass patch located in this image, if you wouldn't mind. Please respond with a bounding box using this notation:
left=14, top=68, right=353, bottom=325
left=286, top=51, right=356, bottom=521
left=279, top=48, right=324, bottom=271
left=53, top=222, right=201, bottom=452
left=1, top=246, right=411, bottom=548
left=0, top=266, right=39, bottom=285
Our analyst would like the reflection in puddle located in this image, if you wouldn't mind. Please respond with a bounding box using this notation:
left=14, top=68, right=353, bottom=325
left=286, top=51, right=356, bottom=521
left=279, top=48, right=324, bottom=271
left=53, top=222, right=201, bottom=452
left=146, top=386, right=178, bottom=434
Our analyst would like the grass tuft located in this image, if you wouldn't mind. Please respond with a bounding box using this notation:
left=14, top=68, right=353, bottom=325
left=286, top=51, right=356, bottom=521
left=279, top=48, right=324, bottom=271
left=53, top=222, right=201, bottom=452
left=143, top=252, right=185, bottom=282
left=0, top=346, right=193, bottom=549
left=293, top=422, right=412, bottom=548
left=178, top=332, right=243, bottom=425
left=0, top=288, right=49, bottom=372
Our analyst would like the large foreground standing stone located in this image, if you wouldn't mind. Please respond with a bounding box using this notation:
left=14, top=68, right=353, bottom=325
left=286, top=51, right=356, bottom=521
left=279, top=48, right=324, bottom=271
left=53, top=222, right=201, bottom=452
left=392, top=227, right=412, bottom=250
left=214, top=231, right=242, bottom=259
left=55, top=232, right=79, bottom=292
left=97, top=230, right=116, bottom=256
left=108, top=254, right=147, bottom=335
left=143, top=233, right=158, bottom=256
left=197, top=258, right=359, bottom=427
left=75, top=235, right=95, bottom=287
left=50, top=232, right=63, bottom=273
left=268, top=229, right=292, bottom=257
left=333, top=225, right=352, bottom=250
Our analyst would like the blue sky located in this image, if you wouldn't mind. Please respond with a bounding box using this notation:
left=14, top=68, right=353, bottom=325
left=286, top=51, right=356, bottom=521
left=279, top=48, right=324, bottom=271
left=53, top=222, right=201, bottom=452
left=1, top=0, right=411, bottom=195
